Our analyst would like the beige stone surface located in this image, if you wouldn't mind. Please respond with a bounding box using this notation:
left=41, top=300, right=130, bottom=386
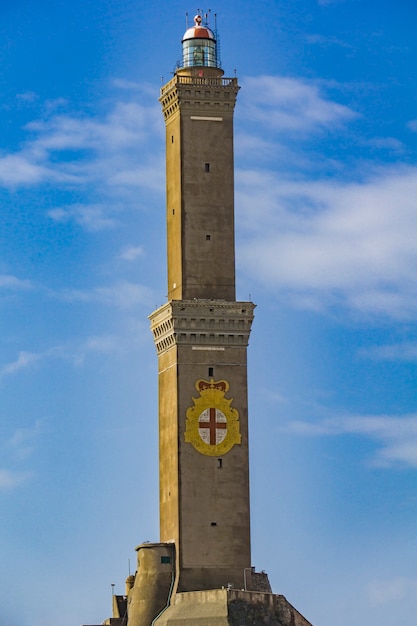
left=149, top=299, right=255, bottom=591
left=159, top=68, right=239, bottom=302
left=154, top=589, right=314, bottom=626
left=151, top=63, right=255, bottom=594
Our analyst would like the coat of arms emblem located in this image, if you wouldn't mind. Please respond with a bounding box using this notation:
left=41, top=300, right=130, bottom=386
left=185, top=378, right=241, bottom=456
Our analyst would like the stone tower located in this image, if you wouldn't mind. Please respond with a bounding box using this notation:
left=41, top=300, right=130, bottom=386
left=149, top=12, right=255, bottom=593
left=83, top=12, right=315, bottom=626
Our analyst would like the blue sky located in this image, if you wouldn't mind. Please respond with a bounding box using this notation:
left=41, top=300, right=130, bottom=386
left=1, top=1, right=417, bottom=625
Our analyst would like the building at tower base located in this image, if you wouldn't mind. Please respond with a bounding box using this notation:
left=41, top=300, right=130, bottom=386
left=153, top=588, right=313, bottom=626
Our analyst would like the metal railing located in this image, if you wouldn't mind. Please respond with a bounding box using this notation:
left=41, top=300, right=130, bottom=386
left=161, top=75, right=238, bottom=97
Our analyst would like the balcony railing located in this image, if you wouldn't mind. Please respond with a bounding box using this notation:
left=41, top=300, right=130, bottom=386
left=160, top=75, right=238, bottom=97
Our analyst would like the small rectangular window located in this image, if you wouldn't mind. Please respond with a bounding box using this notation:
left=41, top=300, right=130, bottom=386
left=171, top=135, right=174, bottom=143
left=211, top=522, right=217, bottom=527
left=208, top=367, right=214, bottom=377
left=206, top=234, right=211, bottom=240
left=205, top=163, right=210, bottom=172
left=217, top=458, right=223, bottom=469
left=161, top=556, right=171, bottom=564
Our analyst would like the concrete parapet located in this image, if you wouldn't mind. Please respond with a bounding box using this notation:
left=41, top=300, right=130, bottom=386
left=154, top=588, right=313, bottom=626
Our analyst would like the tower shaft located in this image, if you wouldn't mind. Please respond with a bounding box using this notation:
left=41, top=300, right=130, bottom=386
left=160, top=68, right=239, bottom=301
left=149, top=15, right=254, bottom=593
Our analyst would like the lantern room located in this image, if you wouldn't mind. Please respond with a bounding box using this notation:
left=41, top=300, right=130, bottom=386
left=181, top=14, right=220, bottom=68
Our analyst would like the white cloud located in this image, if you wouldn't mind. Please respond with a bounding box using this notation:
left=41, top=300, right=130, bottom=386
left=48, top=204, right=118, bottom=231
left=237, top=165, right=417, bottom=318
left=362, top=341, right=417, bottom=361
left=94, top=281, right=153, bottom=310
left=0, top=155, right=55, bottom=186
left=317, top=0, right=346, bottom=5
left=8, top=421, right=43, bottom=461
left=119, top=245, right=145, bottom=261
left=107, top=158, right=164, bottom=191
left=365, top=136, right=405, bottom=153
left=58, top=280, right=153, bottom=310
left=16, top=91, right=38, bottom=103
left=367, top=577, right=417, bottom=606
left=0, top=423, right=42, bottom=491
left=70, top=335, right=125, bottom=366
left=240, top=75, right=357, bottom=135
left=408, top=119, right=417, bottom=132
left=111, top=78, right=142, bottom=91
left=0, top=275, right=33, bottom=290
left=306, top=34, right=352, bottom=48
left=0, top=96, right=162, bottom=193
left=0, top=469, right=31, bottom=490
left=289, top=414, right=417, bottom=468
left=26, top=101, right=156, bottom=153
left=0, top=334, right=131, bottom=378
left=0, top=351, right=44, bottom=377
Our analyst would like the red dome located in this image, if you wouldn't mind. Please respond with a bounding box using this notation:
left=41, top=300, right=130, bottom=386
left=182, top=14, right=215, bottom=42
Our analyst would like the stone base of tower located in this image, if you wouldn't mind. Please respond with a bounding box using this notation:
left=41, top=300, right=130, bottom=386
left=153, top=588, right=313, bottom=626
left=177, top=565, right=271, bottom=594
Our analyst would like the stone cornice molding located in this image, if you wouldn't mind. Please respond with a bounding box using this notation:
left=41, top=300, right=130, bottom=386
left=149, top=299, right=255, bottom=355
left=159, top=75, right=239, bottom=123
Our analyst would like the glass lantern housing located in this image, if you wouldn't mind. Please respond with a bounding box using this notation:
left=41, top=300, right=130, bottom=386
left=182, top=37, right=217, bottom=68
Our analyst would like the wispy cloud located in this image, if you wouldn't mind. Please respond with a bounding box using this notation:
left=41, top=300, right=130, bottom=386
left=111, top=78, right=142, bottom=91
left=119, top=245, right=145, bottom=261
left=0, top=155, right=57, bottom=186
left=0, top=347, right=64, bottom=378
left=317, top=0, right=346, bottom=6
left=0, top=95, right=163, bottom=198
left=26, top=101, right=158, bottom=152
left=0, top=422, right=43, bottom=491
left=16, top=91, right=38, bottom=103
left=306, top=33, right=352, bottom=49
left=240, top=75, right=357, bottom=135
left=237, top=165, right=417, bottom=319
left=0, top=275, right=33, bottom=290
left=57, top=280, right=153, bottom=310
left=0, top=334, right=129, bottom=379
left=362, top=341, right=417, bottom=361
left=0, top=469, right=31, bottom=490
left=367, top=577, right=417, bottom=606
left=364, top=136, right=405, bottom=154
left=407, top=119, right=417, bottom=133
left=289, top=413, right=417, bottom=468
left=48, top=204, right=118, bottom=231
left=8, top=420, right=43, bottom=461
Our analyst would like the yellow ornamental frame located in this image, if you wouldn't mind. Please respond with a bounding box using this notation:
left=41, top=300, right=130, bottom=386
left=185, top=378, right=241, bottom=456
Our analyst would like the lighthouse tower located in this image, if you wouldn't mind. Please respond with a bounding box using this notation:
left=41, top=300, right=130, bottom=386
left=150, top=12, right=254, bottom=593
left=83, top=13, right=315, bottom=626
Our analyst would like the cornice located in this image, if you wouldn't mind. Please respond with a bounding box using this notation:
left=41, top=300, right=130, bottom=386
left=149, top=300, right=255, bottom=355
left=159, top=76, right=239, bottom=123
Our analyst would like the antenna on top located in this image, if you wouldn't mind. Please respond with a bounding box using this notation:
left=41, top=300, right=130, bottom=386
left=185, top=12, right=189, bottom=29
left=214, top=13, right=221, bottom=68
